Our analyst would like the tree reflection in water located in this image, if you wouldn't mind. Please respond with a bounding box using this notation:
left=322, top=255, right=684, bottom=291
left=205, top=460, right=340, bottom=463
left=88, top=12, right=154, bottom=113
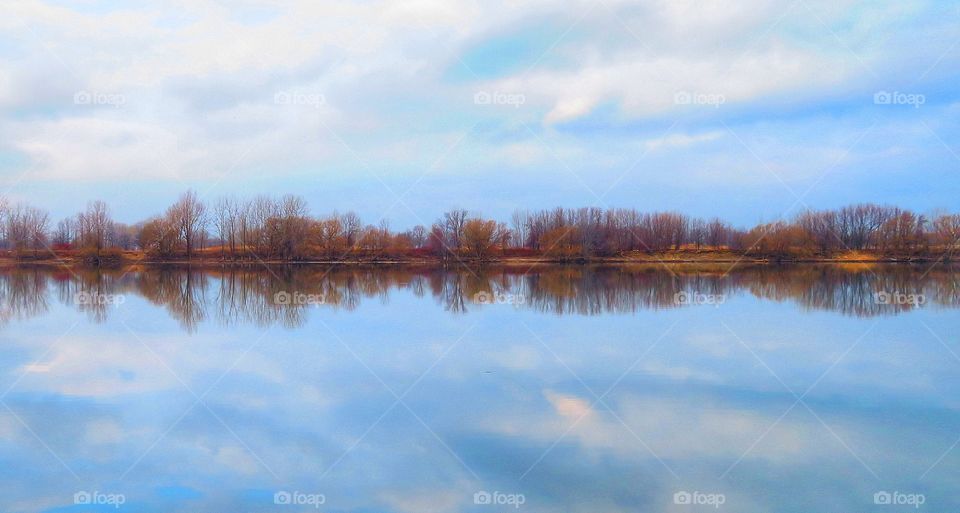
left=0, top=264, right=957, bottom=329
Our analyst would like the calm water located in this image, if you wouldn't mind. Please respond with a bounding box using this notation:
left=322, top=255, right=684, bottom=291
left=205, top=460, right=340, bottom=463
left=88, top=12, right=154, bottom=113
left=1, top=264, right=959, bottom=512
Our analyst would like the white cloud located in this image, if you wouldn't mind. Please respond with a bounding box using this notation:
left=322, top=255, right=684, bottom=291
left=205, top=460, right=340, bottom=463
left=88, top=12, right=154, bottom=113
left=544, top=389, right=593, bottom=419
left=212, top=445, right=260, bottom=475
left=519, top=44, right=847, bottom=125
left=643, top=130, right=724, bottom=152
left=0, top=0, right=949, bottom=214
left=379, top=486, right=468, bottom=513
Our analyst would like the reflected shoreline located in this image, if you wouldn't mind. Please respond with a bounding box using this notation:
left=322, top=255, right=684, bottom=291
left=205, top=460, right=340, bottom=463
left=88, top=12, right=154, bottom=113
left=2, top=253, right=957, bottom=270
left=1, top=263, right=957, bottom=328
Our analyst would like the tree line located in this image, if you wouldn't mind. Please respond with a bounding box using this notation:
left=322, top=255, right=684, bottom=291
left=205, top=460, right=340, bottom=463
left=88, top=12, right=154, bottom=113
left=0, top=193, right=958, bottom=262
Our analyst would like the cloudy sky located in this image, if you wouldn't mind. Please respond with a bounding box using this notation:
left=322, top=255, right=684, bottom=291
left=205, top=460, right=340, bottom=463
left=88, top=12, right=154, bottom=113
left=0, top=0, right=958, bottom=227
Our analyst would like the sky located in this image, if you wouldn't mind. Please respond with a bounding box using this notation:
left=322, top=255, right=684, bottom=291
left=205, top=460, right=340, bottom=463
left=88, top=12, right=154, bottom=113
left=0, top=0, right=958, bottom=228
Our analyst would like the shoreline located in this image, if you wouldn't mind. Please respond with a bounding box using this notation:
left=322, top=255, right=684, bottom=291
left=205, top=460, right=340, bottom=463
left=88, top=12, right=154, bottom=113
left=1, top=253, right=954, bottom=269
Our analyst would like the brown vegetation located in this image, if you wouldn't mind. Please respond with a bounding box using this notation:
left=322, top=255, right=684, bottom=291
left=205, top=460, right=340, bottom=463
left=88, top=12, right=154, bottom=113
left=1, top=192, right=958, bottom=265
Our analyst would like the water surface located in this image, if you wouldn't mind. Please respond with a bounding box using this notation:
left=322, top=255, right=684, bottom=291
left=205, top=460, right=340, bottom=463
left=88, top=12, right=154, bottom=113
left=1, top=264, right=958, bottom=512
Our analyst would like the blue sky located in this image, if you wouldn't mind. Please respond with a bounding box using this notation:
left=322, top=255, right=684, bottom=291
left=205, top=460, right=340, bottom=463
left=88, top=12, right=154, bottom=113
left=0, top=0, right=958, bottom=228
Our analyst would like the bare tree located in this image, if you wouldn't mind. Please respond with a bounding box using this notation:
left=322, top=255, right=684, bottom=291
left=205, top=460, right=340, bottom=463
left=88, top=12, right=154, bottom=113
left=705, top=218, right=731, bottom=248
left=76, top=200, right=111, bottom=256
left=494, top=222, right=511, bottom=254
left=53, top=218, right=75, bottom=248
left=317, top=214, right=345, bottom=254
left=214, top=196, right=240, bottom=258
left=138, top=217, right=179, bottom=257
left=797, top=210, right=839, bottom=254
left=511, top=209, right=529, bottom=248
left=269, top=194, right=310, bottom=259
left=408, top=225, right=426, bottom=248
left=442, top=208, right=468, bottom=252
left=0, top=196, right=7, bottom=243
left=462, top=218, right=497, bottom=259
left=167, top=190, right=208, bottom=258
left=689, top=218, right=706, bottom=251
left=341, top=211, right=362, bottom=248
left=933, top=214, right=960, bottom=251
left=5, top=204, right=49, bottom=252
